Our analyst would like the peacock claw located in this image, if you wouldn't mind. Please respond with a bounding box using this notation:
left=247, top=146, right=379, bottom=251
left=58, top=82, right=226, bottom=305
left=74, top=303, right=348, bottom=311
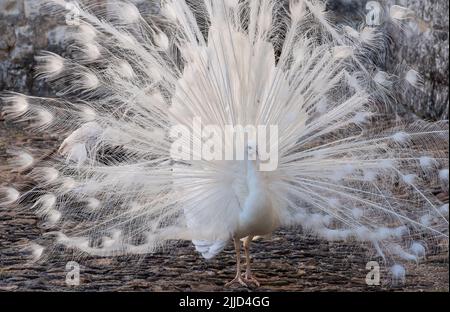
left=242, top=272, right=260, bottom=287
left=225, top=275, right=249, bottom=288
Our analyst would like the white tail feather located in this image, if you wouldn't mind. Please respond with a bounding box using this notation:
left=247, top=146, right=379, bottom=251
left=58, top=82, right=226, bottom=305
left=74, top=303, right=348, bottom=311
left=0, top=187, right=20, bottom=206
left=0, top=0, right=447, bottom=276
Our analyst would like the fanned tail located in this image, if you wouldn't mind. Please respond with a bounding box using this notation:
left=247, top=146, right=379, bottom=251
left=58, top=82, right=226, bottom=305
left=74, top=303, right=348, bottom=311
left=0, top=0, right=447, bottom=279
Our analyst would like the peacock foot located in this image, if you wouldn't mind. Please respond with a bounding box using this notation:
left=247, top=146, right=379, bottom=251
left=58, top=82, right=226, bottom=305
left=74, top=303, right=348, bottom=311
left=225, top=274, right=249, bottom=288
left=242, top=272, right=260, bottom=287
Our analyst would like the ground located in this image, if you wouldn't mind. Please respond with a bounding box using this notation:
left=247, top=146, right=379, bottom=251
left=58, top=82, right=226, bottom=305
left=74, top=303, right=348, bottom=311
left=0, top=125, right=448, bottom=292
left=0, top=225, right=448, bottom=292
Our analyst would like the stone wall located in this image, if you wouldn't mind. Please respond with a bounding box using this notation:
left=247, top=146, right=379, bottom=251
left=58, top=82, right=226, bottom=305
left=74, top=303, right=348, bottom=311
left=0, top=0, right=448, bottom=120
left=0, top=0, right=66, bottom=95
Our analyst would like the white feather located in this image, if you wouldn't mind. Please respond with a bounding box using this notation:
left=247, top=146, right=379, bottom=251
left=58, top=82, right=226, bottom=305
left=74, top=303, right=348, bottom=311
left=117, top=60, right=135, bottom=79
left=419, top=156, right=435, bottom=169
left=410, top=242, right=426, bottom=258
left=81, top=42, right=101, bottom=61
left=390, top=264, right=406, bottom=284
left=390, top=5, right=415, bottom=21
left=439, top=169, right=449, bottom=182
left=81, top=72, right=99, bottom=90
left=35, top=52, right=65, bottom=78
left=333, top=45, right=353, bottom=59
left=155, top=32, right=169, bottom=50
left=374, top=71, right=393, bottom=88
left=76, top=23, right=97, bottom=42
left=2, top=94, right=29, bottom=119
left=343, top=26, right=359, bottom=39
left=290, top=0, right=306, bottom=20
left=391, top=131, right=410, bottom=143
left=439, top=204, right=449, bottom=216
left=28, top=243, right=45, bottom=262
left=402, top=174, right=416, bottom=185
left=8, top=150, right=34, bottom=171
left=29, top=167, right=60, bottom=183
left=59, top=122, right=102, bottom=164
left=0, top=187, right=20, bottom=206
left=405, top=69, right=423, bottom=88
left=86, top=198, right=101, bottom=210
left=109, top=2, right=141, bottom=23
left=32, top=194, right=57, bottom=215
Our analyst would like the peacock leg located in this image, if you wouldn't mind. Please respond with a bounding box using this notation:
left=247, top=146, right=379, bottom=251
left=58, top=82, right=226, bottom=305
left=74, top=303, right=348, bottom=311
left=225, top=238, right=248, bottom=287
left=242, top=236, right=260, bottom=287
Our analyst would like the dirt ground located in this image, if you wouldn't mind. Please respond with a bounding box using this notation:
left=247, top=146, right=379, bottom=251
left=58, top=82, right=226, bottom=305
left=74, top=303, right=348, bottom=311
left=0, top=125, right=448, bottom=292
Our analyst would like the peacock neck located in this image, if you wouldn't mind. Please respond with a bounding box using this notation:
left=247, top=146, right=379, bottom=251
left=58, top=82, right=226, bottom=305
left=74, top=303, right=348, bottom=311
left=246, top=159, right=263, bottom=192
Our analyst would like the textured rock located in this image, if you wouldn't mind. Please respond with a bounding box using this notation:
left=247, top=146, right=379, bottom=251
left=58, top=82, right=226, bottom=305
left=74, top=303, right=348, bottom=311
left=0, top=0, right=23, bottom=17
left=0, top=0, right=64, bottom=95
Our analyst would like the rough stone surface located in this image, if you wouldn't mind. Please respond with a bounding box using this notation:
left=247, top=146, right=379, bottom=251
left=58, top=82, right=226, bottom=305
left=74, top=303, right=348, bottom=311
left=0, top=0, right=61, bottom=96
